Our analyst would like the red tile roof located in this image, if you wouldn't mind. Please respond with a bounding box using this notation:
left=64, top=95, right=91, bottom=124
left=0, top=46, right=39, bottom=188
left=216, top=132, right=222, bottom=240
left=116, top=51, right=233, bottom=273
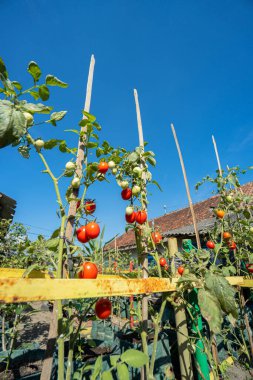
left=104, top=181, right=253, bottom=251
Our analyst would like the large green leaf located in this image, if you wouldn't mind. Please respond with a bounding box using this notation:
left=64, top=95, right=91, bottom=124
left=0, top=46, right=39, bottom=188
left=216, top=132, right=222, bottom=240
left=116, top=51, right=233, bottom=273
left=121, top=349, right=149, bottom=368
left=27, top=61, right=41, bottom=82
left=205, top=273, right=238, bottom=319
left=46, top=75, right=68, bottom=88
left=91, top=355, right=102, bottom=380
left=0, top=100, right=26, bottom=148
left=198, top=288, right=223, bottom=334
left=116, top=363, right=129, bottom=380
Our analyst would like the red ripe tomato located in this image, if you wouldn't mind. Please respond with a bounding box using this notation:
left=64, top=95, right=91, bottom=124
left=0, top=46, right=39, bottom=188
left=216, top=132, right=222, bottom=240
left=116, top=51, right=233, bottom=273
left=228, top=241, right=236, bottom=250
left=84, top=199, right=96, bottom=214
left=215, top=209, right=225, bottom=219
left=95, top=298, right=112, bottom=319
left=178, top=266, right=185, bottom=275
left=98, top=162, right=109, bottom=174
left=206, top=241, right=215, bottom=249
left=246, top=263, right=253, bottom=273
left=135, top=210, right=147, bottom=225
left=125, top=211, right=136, bottom=223
left=76, top=226, right=90, bottom=243
left=151, top=232, right=162, bottom=244
left=85, top=222, right=100, bottom=239
left=79, top=262, right=98, bottom=279
left=121, top=188, right=132, bottom=200
left=223, top=232, right=232, bottom=240
left=159, top=258, right=167, bottom=267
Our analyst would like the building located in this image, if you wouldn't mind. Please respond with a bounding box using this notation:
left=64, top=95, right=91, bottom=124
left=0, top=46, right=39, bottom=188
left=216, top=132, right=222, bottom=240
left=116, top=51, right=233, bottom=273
left=104, top=181, right=253, bottom=254
left=0, top=192, right=17, bottom=222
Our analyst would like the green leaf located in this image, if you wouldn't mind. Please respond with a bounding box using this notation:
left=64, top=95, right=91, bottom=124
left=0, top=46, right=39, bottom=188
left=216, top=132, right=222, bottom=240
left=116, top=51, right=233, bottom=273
left=0, top=100, right=27, bottom=148
left=91, top=356, right=102, bottom=380
left=86, top=142, right=98, bottom=149
left=44, top=139, right=61, bottom=150
left=46, top=74, right=68, bottom=88
left=65, top=129, right=80, bottom=135
left=50, top=228, right=60, bottom=239
left=93, top=121, right=102, bottom=131
left=0, top=57, right=8, bottom=79
left=12, top=81, right=22, bottom=91
left=27, top=61, right=41, bottom=82
left=96, top=147, right=104, bottom=157
left=147, top=156, right=156, bottom=166
left=45, top=238, right=59, bottom=251
left=121, top=349, right=149, bottom=368
left=110, top=355, right=120, bottom=367
left=29, top=90, right=40, bottom=100
left=127, top=152, right=139, bottom=163
left=178, top=273, right=199, bottom=283
left=151, top=180, right=162, bottom=191
left=116, top=363, right=129, bottom=380
left=205, top=273, right=238, bottom=319
left=39, top=84, right=50, bottom=101
left=101, top=371, right=113, bottom=380
left=198, top=288, right=222, bottom=334
left=79, top=119, right=90, bottom=127
left=22, top=102, right=52, bottom=114
left=83, top=110, right=96, bottom=122
left=50, top=111, right=67, bottom=122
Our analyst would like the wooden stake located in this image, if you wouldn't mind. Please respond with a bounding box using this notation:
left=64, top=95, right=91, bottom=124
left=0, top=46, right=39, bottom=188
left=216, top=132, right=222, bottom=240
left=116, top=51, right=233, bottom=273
left=134, top=89, right=149, bottom=379
left=212, top=135, right=222, bottom=176
left=65, top=54, right=95, bottom=241
left=171, top=124, right=201, bottom=249
left=41, top=55, right=95, bottom=380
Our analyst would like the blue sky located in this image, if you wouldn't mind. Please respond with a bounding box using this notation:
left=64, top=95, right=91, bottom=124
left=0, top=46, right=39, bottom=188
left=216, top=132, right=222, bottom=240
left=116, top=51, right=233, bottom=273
left=1, top=0, right=253, bottom=242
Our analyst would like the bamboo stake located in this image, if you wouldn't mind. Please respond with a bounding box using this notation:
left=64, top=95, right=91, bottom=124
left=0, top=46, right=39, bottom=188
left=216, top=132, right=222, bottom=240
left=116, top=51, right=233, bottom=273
left=171, top=124, right=219, bottom=374
left=41, top=55, right=95, bottom=380
left=65, top=54, right=95, bottom=241
left=212, top=135, right=222, bottom=176
left=134, top=89, right=149, bottom=379
left=171, top=124, right=201, bottom=249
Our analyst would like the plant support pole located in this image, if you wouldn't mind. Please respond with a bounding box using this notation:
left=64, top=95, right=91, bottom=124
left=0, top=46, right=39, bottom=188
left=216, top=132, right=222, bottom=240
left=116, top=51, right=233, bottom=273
left=134, top=89, right=149, bottom=379
left=212, top=135, right=222, bottom=177
left=170, top=123, right=210, bottom=380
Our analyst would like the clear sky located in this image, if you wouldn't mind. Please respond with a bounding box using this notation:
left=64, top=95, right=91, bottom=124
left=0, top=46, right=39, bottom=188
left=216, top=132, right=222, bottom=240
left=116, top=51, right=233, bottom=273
left=1, top=0, right=253, bottom=242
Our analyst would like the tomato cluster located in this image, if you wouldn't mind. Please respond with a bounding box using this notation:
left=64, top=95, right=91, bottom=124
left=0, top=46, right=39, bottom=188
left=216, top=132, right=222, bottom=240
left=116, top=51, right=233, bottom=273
left=76, top=221, right=100, bottom=243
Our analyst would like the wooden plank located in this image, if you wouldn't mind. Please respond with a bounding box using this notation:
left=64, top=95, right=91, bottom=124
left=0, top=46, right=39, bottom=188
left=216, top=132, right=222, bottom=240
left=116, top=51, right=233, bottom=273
left=0, top=276, right=252, bottom=304
left=0, top=278, right=178, bottom=303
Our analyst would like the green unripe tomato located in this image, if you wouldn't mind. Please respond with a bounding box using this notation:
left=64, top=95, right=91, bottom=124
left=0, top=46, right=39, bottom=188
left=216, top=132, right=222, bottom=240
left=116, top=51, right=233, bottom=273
left=121, top=181, right=129, bottom=189
left=112, top=168, right=117, bottom=175
left=250, top=227, right=253, bottom=233
left=183, top=268, right=190, bottom=275
left=108, top=161, right=116, bottom=168
left=126, top=206, right=134, bottom=215
left=23, top=112, right=34, bottom=126
left=72, top=178, right=81, bottom=188
left=132, top=185, right=141, bottom=195
left=226, top=195, right=233, bottom=203
left=65, top=161, right=75, bottom=170
left=133, top=167, right=142, bottom=175
left=34, top=139, right=44, bottom=149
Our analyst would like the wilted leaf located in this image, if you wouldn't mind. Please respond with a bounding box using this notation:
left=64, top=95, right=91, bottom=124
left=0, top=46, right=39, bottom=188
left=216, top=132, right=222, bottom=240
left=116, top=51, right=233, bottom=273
left=46, top=75, right=68, bottom=88
left=27, top=61, right=41, bottom=82
left=18, top=145, right=30, bottom=158
left=198, top=288, right=223, bottom=333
